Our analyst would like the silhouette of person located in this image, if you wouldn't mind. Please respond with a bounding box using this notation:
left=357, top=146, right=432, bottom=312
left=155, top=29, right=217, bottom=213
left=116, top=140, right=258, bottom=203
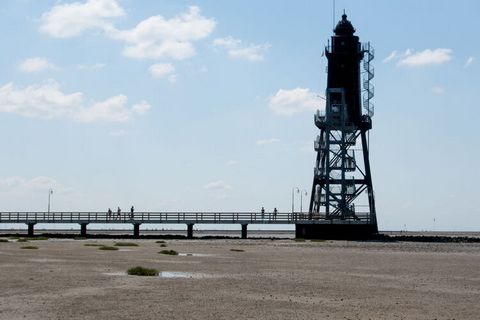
left=273, top=207, right=278, bottom=221
left=261, top=206, right=265, bottom=220
left=107, top=208, right=112, bottom=220
left=130, top=206, right=134, bottom=220
left=117, top=207, right=121, bottom=220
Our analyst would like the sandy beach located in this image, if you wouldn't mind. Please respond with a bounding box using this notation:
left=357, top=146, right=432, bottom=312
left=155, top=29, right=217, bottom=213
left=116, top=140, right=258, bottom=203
left=0, top=237, right=479, bottom=320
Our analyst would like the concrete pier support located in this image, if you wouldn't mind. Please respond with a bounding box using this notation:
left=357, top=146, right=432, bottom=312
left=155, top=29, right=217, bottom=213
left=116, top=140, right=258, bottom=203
left=187, top=223, right=194, bottom=239
left=80, top=223, right=89, bottom=237
left=133, top=223, right=141, bottom=238
left=27, top=223, right=36, bottom=237
left=241, top=224, right=248, bottom=239
left=295, top=223, right=377, bottom=240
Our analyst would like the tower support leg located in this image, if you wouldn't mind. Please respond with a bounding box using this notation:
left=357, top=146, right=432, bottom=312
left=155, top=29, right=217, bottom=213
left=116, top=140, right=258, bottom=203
left=80, top=223, right=88, bottom=237
left=241, top=224, right=248, bottom=239
left=187, top=224, right=194, bottom=239
left=360, top=130, right=378, bottom=232
left=27, top=223, right=36, bottom=237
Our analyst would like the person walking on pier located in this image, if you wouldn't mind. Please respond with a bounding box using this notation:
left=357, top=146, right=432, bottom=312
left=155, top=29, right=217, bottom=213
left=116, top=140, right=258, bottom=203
left=107, top=208, right=112, bottom=220
left=130, top=206, right=134, bottom=220
left=273, top=207, right=278, bottom=221
left=261, top=206, right=265, bottom=220
left=117, top=207, right=121, bottom=220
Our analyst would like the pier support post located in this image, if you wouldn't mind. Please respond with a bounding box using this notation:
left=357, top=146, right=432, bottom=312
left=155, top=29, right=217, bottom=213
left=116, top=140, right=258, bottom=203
left=27, top=223, right=36, bottom=237
left=80, top=223, right=88, bottom=237
left=295, top=223, right=377, bottom=240
left=133, top=223, right=141, bottom=238
left=241, top=224, right=248, bottom=239
left=187, top=223, right=194, bottom=239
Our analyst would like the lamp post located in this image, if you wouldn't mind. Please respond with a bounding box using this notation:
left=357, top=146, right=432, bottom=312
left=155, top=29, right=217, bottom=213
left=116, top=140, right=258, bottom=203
left=47, top=189, right=53, bottom=213
left=291, top=187, right=299, bottom=213
left=300, top=189, right=308, bottom=213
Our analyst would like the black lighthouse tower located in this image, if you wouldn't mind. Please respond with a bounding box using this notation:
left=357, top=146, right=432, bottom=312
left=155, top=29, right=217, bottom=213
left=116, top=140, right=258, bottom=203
left=296, top=13, right=378, bottom=239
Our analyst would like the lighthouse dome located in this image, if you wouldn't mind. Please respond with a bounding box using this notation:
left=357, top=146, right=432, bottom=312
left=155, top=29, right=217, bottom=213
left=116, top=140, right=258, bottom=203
left=334, top=13, right=355, bottom=36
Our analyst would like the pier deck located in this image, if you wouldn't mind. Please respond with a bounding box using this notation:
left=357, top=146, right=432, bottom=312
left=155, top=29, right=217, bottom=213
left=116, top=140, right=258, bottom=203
left=0, top=211, right=375, bottom=238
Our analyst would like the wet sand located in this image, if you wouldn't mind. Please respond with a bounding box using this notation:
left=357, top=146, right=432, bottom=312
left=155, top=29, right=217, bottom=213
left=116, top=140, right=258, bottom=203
left=0, top=238, right=479, bottom=319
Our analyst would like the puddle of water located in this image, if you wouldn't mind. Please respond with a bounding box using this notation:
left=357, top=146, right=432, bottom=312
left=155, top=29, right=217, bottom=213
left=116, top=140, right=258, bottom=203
left=103, top=272, right=126, bottom=276
left=29, top=258, right=66, bottom=263
left=102, top=271, right=217, bottom=279
left=159, top=271, right=214, bottom=279
left=178, top=253, right=215, bottom=257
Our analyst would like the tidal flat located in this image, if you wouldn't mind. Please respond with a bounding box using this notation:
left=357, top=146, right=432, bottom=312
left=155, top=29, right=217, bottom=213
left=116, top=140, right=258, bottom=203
left=0, top=238, right=479, bottom=319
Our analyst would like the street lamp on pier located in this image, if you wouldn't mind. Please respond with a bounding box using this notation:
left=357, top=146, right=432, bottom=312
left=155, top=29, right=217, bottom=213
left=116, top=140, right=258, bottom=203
left=291, top=187, right=299, bottom=213
left=300, top=189, right=308, bottom=213
left=47, top=189, right=53, bottom=213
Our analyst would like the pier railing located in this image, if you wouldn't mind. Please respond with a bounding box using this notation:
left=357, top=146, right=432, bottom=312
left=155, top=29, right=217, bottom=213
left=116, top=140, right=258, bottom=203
left=0, top=211, right=373, bottom=224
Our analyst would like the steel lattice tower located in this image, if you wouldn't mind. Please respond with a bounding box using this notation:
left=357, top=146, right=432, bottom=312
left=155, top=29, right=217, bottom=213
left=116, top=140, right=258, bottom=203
left=297, top=13, right=378, bottom=239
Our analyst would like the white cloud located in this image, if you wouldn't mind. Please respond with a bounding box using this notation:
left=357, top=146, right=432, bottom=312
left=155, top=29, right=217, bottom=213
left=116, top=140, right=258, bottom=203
left=256, top=138, right=279, bottom=146
left=0, top=80, right=83, bottom=119
left=0, top=176, right=74, bottom=202
left=382, top=50, right=397, bottom=64
left=131, top=100, right=151, bottom=114
left=110, top=6, right=215, bottom=60
left=203, top=180, right=233, bottom=191
left=464, top=56, right=474, bottom=68
left=148, top=63, right=176, bottom=81
left=76, top=63, right=106, bottom=70
left=19, top=57, right=56, bottom=73
left=74, top=95, right=131, bottom=122
left=397, top=48, right=453, bottom=67
left=432, top=86, right=445, bottom=94
left=213, top=36, right=270, bottom=62
left=40, top=3, right=216, bottom=83
left=40, top=0, right=125, bottom=38
left=0, top=176, right=59, bottom=192
left=268, top=87, right=323, bottom=116
left=0, top=80, right=150, bottom=123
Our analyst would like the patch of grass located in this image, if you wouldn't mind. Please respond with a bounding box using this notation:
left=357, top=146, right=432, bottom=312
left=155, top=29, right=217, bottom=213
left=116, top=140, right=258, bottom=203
left=155, top=240, right=166, bottom=244
left=160, top=244, right=167, bottom=247
left=98, top=246, right=119, bottom=251
left=294, top=238, right=306, bottom=242
left=127, top=266, right=159, bottom=276
left=311, top=239, right=326, bottom=242
left=114, top=242, right=139, bottom=247
left=21, top=246, right=38, bottom=249
left=230, top=249, right=245, bottom=252
left=158, top=249, right=178, bottom=255
left=9, top=236, right=21, bottom=240
left=74, top=237, right=87, bottom=240
left=84, top=243, right=103, bottom=247
left=0, top=239, right=9, bottom=242
left=17, top=238, right=29, bottom=242
left=28, top=236, right=49, bottom=241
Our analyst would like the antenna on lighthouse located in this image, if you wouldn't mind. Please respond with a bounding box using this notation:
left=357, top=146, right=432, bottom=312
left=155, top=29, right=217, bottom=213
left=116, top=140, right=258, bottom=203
left=332, top=0, right=336, bottom=30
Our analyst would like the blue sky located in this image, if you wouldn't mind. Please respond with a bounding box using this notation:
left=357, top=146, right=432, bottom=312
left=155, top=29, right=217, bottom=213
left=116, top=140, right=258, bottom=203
left=0, top=0, right=479, bottom=231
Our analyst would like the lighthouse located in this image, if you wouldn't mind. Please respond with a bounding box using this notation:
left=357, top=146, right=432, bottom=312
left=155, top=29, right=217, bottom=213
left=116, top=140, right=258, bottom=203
left=296, top=13, right=378, bottom=239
